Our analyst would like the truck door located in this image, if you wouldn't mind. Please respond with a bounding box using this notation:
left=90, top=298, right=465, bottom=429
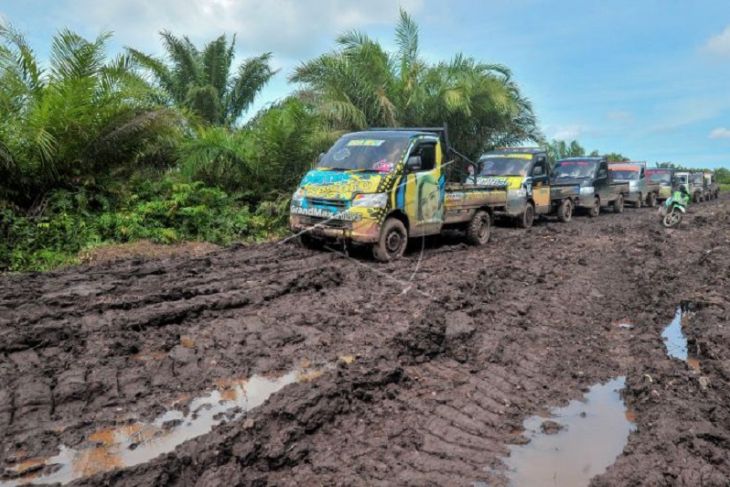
left=595, top=162, right=609, bottom=201
left=530, top=155, right=551, bottom=214
left=403, top=138, right=444, bottom=236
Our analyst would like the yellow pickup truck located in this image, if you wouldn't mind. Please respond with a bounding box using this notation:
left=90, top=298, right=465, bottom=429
left=289, top=128, right=507, bottom=261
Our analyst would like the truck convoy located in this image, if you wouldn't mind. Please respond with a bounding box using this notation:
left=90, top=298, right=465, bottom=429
left=290, top=130, right=721, bottom=261
left=550, top=157, right=628, bottom=216
left=608, top=162, right=660, bottom=208
left=289, top=127, right=507, bottom=261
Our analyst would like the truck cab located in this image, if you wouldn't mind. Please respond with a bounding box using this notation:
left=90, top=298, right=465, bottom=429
left=289, top=128, right=507, bottom=261
left=551, top=157, right=628, bottom=216
left=608, top=162, right=658, bottom=207
left=689, top=172, right=706, bottom=202
left=477, top=148, right=550, bottom=228
left=703, top=172, right=719, bottom=200
left=646, top=168, right=674, bottom=201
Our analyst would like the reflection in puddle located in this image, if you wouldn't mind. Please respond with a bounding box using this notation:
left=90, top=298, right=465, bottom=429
left=661, top=307, right=700, bottom=371
left=2, top=367, right=324, bottom=486
left=662, top=307, right=687, bottom=360
left=503, top=377, right=635, bottom=487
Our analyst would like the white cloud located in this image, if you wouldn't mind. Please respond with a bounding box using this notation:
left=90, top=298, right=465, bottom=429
left=545, top=124, right=585, bottom=141
left=709, top=127, right=730, bottom=139
left=704, top=25, right=730, bottom=57
left=607, top=110, right=633, bottom=123
left=63, top=0, right=424, bottom=61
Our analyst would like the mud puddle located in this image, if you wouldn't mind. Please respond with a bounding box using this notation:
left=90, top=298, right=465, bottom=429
left=661, top=307, right=700, bottom=371
left=503, top=377, right=635, bottom=487
left=1, top=366, right=325, bottom=486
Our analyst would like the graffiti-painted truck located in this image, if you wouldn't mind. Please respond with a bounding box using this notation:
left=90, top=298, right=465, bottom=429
left=289, top=128, right=507, bottom=261
left=477, top=148, right=577, bottom=225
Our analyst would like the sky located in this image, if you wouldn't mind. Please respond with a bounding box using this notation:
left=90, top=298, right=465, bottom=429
left=2, top=0, right=730, bottom=168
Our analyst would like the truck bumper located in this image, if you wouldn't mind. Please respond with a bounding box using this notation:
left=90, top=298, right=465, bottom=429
left=624, top=191, right=642, bottom=203
left=494, top=197, right=527, bottom=218
left=573, top=196, right=595, bottom=210
left=289, top=215, right=380, bottom=244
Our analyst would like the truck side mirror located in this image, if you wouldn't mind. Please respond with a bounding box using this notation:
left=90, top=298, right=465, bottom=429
left=406, top=155, right=422, bottom=172
left=533, top=166, right=544, bottom=176
left=316, top=152, right=325, bottom=163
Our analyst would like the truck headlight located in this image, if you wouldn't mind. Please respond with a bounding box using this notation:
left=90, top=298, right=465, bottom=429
left=352, top=193, right=388, bottom=208
left=291, top=188, right=305, bottom=206
left=507, top=188, right=527, bottom=199
left=579, top=187, right=594, bottom=195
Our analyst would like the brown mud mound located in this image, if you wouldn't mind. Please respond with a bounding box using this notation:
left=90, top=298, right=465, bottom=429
left=1, top=196, right=730, bottom=485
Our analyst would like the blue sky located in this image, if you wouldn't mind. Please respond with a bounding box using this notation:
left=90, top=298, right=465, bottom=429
left=2, top=0, right=730, bottom=168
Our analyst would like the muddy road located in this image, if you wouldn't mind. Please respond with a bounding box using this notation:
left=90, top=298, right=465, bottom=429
left=1, top=197, right=730, bottom=486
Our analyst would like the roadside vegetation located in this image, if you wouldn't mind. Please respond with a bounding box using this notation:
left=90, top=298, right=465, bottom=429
left=0, top=13, right=726, bottom=272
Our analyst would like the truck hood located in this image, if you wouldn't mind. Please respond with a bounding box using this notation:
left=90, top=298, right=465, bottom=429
left=297, top=169, right=386, bottom=200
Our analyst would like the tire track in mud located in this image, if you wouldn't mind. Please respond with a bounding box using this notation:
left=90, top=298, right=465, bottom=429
left=2, top=198, right=730, bottom=485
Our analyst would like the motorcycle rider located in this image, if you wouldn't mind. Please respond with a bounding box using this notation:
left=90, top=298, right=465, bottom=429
left=673, top=184, right=691, bottom=207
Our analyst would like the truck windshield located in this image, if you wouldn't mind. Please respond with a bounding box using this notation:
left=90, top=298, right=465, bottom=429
left=675, top=174, right=689, bottom=184
left=646, top=171, right=672, bottom=184
left=690, top=174, right=704, bottom=184
left=478, top=156, right=530, bottom=176
left=318, top=135, right=410, bottom=172
left=610, top=170, right=640, bottom=180
left=552, top=161, right=597, bottom=179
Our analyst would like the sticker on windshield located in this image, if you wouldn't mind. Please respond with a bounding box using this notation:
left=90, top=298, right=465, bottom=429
left=372, top=159, right=394, bottom=172
left=332, top=148, right=351, bottom=161
left=347, top=139, right=385, bottom=147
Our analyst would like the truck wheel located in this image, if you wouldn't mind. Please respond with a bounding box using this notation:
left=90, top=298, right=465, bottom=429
left=466, top=210, right=491, bottom=245
left=647, top=192, right=657, bottom=208
left=589, top=197, right=600, bottom=218
left=635, top=196, right=642, bottom=208
left=519, top=203, right=535, bottom=228
left=557, top=199, right=573, bottom=223
left=373, top=218, right=408, bottom=262
left=693, top=192, right=700, bottom=203
left=299, top=234, right=323, bottom=250
left=613, top=194, right=624, bottom=213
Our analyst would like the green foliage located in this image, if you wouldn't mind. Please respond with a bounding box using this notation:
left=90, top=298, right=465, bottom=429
left=290, top=9, right=541, bottom=159
left=128, top=32, right=276, bottom=126
left=0, top=25, right=183, bottom=208
left=605, top=152, right=629, bottom=162
left=715, top=167, right=730, bottom=184
left=544, top=139, right=586, bottom=163
left=0, top=179, right=287, bottom=272
left=178, top=98, right=332, bottom=200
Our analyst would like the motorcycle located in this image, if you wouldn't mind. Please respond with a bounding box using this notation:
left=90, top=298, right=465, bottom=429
left=659, top=191, right=688, bottom=228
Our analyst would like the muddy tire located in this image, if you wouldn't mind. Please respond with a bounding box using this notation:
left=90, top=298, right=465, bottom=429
left=647, top=192, right=657, bottom=208
left=635, top=196, right=642, bottom=208
left=373, top=218, right=408, bottom=262
left=466, top=210, right=491, bottom=245
left=519, top=203, right=535, bottom=228
left=588, top=197, right=600, bottom=218
left=299, top=234, right=323, bottom=250
left=663, top=208, right=683, bottom=228
left=693, top=192, right=701, bottom=203
left=557, top=199, right=573, bottom=223
left=613, top=194, right=624, bottom=213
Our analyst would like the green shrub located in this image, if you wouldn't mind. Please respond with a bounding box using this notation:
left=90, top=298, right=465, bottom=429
left=0, top=178, right=289, bottom=272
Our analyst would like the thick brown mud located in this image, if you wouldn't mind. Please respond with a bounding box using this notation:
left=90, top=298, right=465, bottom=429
left=1, top=196, right=730, bottom=486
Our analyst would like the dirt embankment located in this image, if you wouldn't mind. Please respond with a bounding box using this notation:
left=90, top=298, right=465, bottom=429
left=1, top=196, right=729, bottom=486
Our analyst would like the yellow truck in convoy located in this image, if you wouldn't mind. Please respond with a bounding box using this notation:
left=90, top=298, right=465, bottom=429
left=289, top=128, right=508, bottom=261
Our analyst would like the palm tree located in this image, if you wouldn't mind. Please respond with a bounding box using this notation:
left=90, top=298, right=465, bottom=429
left=290, top=10, right=541, bottom=159
left=128, top=32, right=276, bottom=127
left=0, top=25, right=179, bottom=207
